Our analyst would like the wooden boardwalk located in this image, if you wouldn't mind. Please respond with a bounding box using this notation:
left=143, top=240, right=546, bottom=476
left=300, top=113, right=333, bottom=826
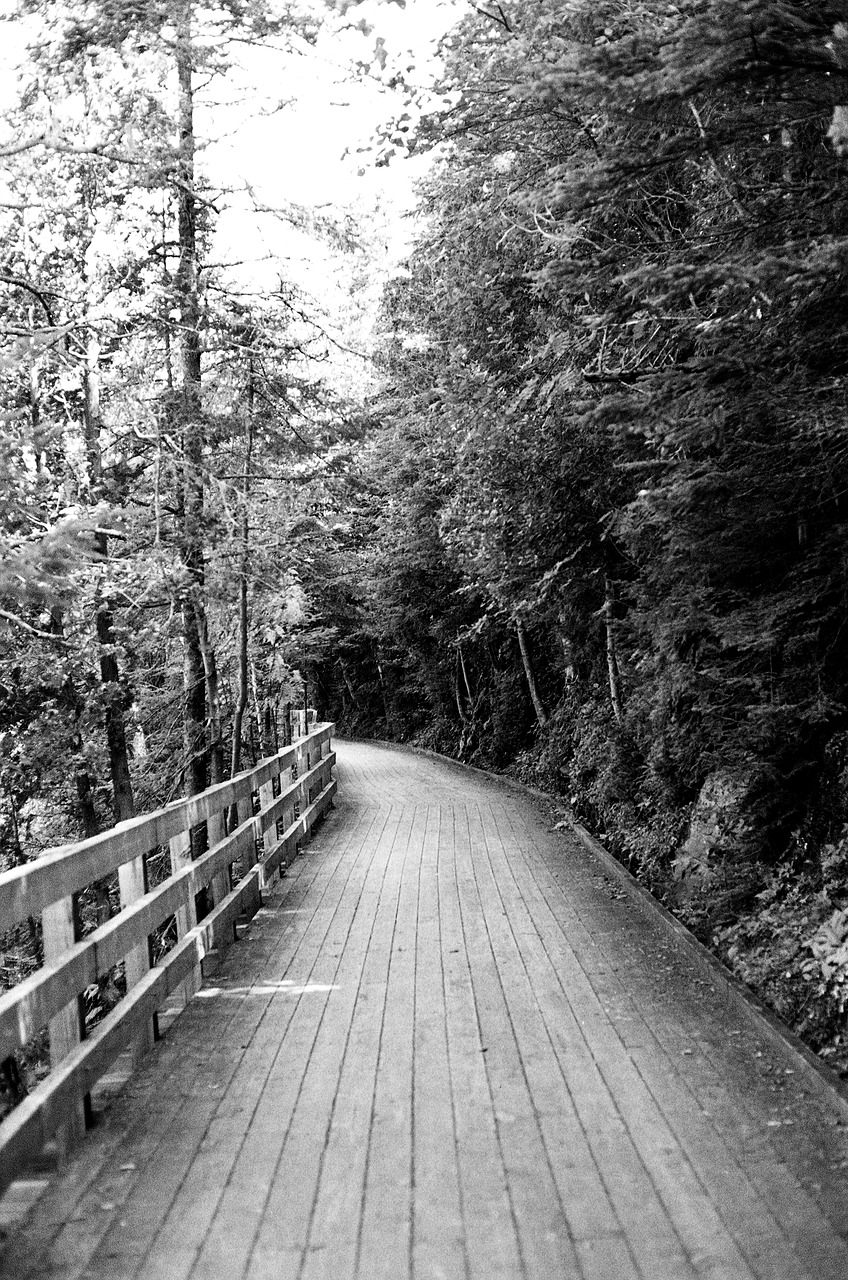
left=2, top=739, right=848, bottom=1279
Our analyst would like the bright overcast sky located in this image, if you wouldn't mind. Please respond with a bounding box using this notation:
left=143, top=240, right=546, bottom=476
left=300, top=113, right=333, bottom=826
left=203, top=0, right=466, bottom=386
left=207, top=0, right=464, bottom=277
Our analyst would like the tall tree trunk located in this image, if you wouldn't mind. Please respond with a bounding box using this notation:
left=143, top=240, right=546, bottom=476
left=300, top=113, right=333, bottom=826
left=230, top=365, right=254, bottom=779
left=250, top=660, right=275, bottom=757
left=516, top=619, right=547, bottom=728
left=603, top=576, right=624, bottom=725
left=337, top=659, right=359, bottom=710
left=84, top=319, right=136, bottom=824
left=95, top=592, right=136, bottom=823
left=196, top=605, right=223, bottom=787
left=5, top=785, right=41, bottom=963
left=175, top=5, right=207, bottom=800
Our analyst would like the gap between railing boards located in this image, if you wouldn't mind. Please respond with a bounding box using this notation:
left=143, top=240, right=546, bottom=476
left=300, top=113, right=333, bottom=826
left=0, top=716, right=336, bottom=1196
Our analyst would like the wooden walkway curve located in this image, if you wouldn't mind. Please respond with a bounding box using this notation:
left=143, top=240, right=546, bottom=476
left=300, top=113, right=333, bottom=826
left=2, top=739, right=848, bottom=1279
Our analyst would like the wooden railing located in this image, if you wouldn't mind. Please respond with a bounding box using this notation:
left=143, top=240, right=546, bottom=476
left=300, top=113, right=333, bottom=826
left=0, top=720, right=336, bottom=1194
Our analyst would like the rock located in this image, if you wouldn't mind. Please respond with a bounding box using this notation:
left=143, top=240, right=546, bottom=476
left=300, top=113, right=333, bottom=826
left=674, top=763, right=788, bottom=886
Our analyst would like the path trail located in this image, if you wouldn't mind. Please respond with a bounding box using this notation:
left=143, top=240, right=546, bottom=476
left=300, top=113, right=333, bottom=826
left=2, top=739, right=847, bottom=1279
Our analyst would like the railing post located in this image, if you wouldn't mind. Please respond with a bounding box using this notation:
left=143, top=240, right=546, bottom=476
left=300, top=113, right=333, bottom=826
left=118, top=852, right=154, bottom=1063
left=207, top=803, right=231, bottom=916
left=170, top=828, right=199, bottom=1002
left=320, top=728, right=334, bottom=811
left=237, top=792, right=261, bottom=918
left=258, top=769, right=278, bottom=890
left=296, top=733, right=309, bottom=816
left=42, top=893, right=89, bottom=1148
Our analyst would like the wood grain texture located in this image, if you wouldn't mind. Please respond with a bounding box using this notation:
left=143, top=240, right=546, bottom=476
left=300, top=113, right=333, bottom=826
left=2, top=739, right=848, bottom=1280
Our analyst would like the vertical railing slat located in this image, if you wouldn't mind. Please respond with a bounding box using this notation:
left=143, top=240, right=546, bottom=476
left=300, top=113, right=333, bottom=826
left=169, top=828, right=198, bottom=1003
left=118, top=853, right=154, bottom=1063
left=42, top=894, right=88, bottom=1147
left=207, top=804, right=231, bottom=914
left=237, top=792, right=261, bottom=919
left=258, top=769, right=277, bottom=889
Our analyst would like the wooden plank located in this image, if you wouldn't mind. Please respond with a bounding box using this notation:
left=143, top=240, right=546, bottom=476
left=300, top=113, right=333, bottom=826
left=410, top=805, right=468, bottom=1279
left=439, top=804, right=525, bottom=1278
left=483, top=801, right=787, bottom=1279
left=235, top=793, right=261, bottom=920
left=468, top=801, right=692, bottom=1278
left=189, top=808, right=371, bottom=1278
left=251, top=752, right=335, bottom=842
left=206, top=801, right=231, bottom=921
left=299, top=806, right=416, bottom=1280
left=33, top=824, right=347, bottom=1280
left=260, top=777, right=337, bottom=884
left=42, top=895, right=87, bottom=1150
left=356, top=805, right=424, bottom=1279
left=257, top=770, right=277, bottom=890
left=459, top=803, right=584, bottom=1279
left=497, top=803, right=843, bottom=1277
left=246, top=805, right=403, bottom=1279
left=152, top=806, right=388, bottom=1280
left=170, top=828, right=198, bottom=1006
left=117, top=852, right=153, bottom=1066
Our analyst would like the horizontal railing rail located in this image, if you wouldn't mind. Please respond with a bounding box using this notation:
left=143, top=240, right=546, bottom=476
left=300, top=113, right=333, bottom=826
left=0, top=719, right=336, bottom=1194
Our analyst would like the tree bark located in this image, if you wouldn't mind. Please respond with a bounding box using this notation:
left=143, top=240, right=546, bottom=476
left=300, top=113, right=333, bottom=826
left=83, top=313, right=136, bottom=826
left=603, top=576, right=624, bottom=725
left=230, top=364, right=254, bottom=780
left=374, top=646, right=394, bottom=736
left=337, top=659, right=359, bottom=710
left=196, top=604, right=223, bottom=786
left=175, top=5, right=207, bottom=800
left=516, top=620, right=547, bottom=728
left=458, top=644, right=474, bottom=706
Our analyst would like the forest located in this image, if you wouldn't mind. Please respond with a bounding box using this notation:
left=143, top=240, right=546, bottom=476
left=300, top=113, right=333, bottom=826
left=2, top=0, right=848, bottom=1106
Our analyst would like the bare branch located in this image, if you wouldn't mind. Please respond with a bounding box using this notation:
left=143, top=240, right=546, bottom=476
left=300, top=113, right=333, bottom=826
left=0, top=273, right=56, bottom=324
left=0, top=608, right=71, bottom=646
left=474, top=4, right=513, bottom=31
left=0, top=133, right=47, bottom=158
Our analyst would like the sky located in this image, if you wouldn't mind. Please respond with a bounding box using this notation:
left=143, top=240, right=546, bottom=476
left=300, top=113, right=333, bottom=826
left=205, top=2, right=463, bottom=273
left=199, top=0, right=466, bottom=387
